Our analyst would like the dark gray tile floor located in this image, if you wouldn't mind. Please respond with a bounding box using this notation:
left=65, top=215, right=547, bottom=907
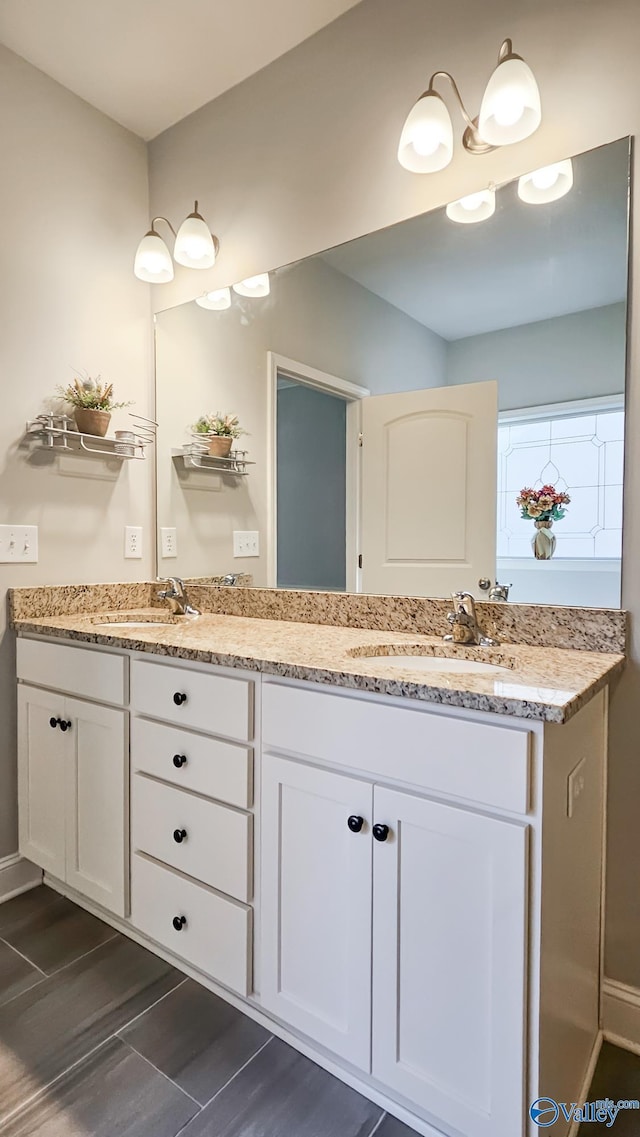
left=0, top=886, right=411, bottom=1137
left=578, top=1042, right=640, bottom=1135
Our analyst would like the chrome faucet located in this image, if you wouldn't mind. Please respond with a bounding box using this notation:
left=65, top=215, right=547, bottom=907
left=221, top=573, right=240, bottom=586
left=444, top=591, right=499, bottom=647
left=479, top=578, right=512, bottom=603
left=157, top=577, right=200, bottom=617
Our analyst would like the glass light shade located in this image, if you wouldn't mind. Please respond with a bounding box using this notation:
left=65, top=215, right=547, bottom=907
left=195, top=287, right=232, bottom=310
left=133, top=230, right=174, bottom=283
left=397, top=91, right=454, bottom=173
left=232, top=273, right=270, bottom=298
left=518, top=159, right=573, bottom=204
left=174, top=206, right=216, bottom=269
left=446, top=188, right=496, bottom=224
left=478, top=55, right=541, bottom=146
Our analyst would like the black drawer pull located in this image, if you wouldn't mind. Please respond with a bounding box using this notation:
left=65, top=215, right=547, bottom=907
left=59, top=720, right=72, bottom=733
left=347, top=815, right=364, bottom=833
left=173, top=692, right=187, bottom=706
left=372, top=823, right=390, bottom=843
left=172, top=915, right=186, bottom=931
left=173, top=754, right=187, bottom=768
left=49, top=717, right=58, bottom=729
left=49, top=717, right=72, bottom=732
left=173, top=828, right=187, bottom=844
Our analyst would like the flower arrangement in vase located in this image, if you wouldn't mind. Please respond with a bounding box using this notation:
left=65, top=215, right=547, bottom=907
left=192, top=412, right=245, bottom=458
left=57, top=375, right=132, bottom=438
left=517, top=484, right=571, bottom=560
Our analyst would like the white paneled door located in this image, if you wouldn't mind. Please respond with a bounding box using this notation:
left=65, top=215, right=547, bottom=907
left=18, top=685, right=66, bottom=877
left=371, top=786, right=527, bottom=1137
left=260, top=753, right=373, bottom=1070
left=360, top=380, right=497, bottom=596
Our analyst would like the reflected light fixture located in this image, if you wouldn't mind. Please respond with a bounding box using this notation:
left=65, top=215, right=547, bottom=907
left=232, top=273, right=270, bottom=298
left=446, top=188, right=496, bottom=224
left=398, top=38, right=541, bottom=173
left=518, top=159, right=573, bottom=204
left=196, top=287, right=232, bottom=310
left=133, top=200, right=219, bottom=283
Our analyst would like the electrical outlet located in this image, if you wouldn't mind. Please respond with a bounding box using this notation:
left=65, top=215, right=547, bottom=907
left=567, top=757, right=587, bottom=818
left=0, top=525, right=38, bottom=564
left=124, top=526, right=143, bottom=560
left=161, top=527, right=178, bottom=558
left=233, top=531, right=260, bottom=558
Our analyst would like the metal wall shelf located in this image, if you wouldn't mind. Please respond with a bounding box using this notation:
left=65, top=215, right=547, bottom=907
left=25, top=414, right=155, bottom=461
left=173, top=445, right=254, bottom=477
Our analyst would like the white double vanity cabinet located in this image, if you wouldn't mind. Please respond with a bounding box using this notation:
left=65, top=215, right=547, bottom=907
left=15, top=631, right=608, bottom=1137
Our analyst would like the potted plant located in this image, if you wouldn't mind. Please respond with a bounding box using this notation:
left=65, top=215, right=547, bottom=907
left=192, top=412, right=245, bottom=458
left=517, top=484, right=571, bottom=559
left=57, top=375, right=132, bottom=438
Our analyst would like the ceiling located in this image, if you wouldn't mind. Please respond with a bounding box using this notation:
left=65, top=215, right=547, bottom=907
left=321, top=139, right=630, bottom=341
left=0, top=0, right=362, bottom=139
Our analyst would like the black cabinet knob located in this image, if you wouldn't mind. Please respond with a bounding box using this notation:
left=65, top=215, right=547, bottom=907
left=372, top=823, right=390, bottom=843
left=173, top=754, right=187, bottom=768
left=50, top=717, right=58, bottom=729
left=347, top=814, right=364, bottom=833
left=173, top=828, right=187, bottom=844
left=172, top=915, right=186, bottom=931
left=173, top=692, right=187, bottom=706
left=59, top=720, right=72, bottom=733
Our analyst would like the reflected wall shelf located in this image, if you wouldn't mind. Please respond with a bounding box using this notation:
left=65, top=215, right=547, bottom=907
left=173, top=445, right=254, bottom=478
left=25, top=414, right=155, bottom=461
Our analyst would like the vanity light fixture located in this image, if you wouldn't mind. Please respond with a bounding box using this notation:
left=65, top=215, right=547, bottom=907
left=196, top=287, right=232, bottom=310
left=446, top=188, right=496, bottom=224
left=398, top=38, right=541, bottom=173
left=517, top=159, right=573, bottom=204
left=232, top=273, right=271, bottom=298
left=133, top=201, right=219, bottom=283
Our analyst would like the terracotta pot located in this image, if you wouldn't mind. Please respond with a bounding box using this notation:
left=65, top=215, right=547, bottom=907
left=75, top=407, right=111, bottom=438
left=531, top=519, right=556, bottom=560
left=207, top=435, right=233, bottom=458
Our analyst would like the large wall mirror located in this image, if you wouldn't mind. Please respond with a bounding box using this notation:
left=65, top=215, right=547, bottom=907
left=155, top=137, right=630, bottom=607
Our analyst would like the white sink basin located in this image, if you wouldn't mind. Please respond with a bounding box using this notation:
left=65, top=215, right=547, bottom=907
left=365, top=655, right=510, bottom=675
left=95, top=620, right=177, bottom=628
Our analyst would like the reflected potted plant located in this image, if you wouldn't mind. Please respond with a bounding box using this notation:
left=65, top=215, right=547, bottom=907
left=57, top=375, right=132, bottom=438
left=517, top=484, right=571, bottom=560
left=192, top=412, right=245, bottom=458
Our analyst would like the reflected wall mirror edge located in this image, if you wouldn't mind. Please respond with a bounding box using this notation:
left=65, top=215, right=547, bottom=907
left=154, top=135, right=631, bottom=610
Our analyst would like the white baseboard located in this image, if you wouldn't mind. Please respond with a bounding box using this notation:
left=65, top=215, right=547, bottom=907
left=0, top=854, right=42, bottom=903
left=602, top=978, right=640, bottom=1051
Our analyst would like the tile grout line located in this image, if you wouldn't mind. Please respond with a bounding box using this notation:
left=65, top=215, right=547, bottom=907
left=0, top=935, right=48, bottom=977
left=35, top=931, right=121, bottom=979
left=119, top=1038, right=204, bottom=1110
left=115, top=975, right=189, bottom=1037
left=198, top=1035, right=275, bottom=1110
left=366, top=1110, right=388, bottom=1137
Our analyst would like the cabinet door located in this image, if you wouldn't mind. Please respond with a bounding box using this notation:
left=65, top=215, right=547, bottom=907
left=65, top=697, right=128, bottom=916
left=18, top=685, right=66, bottom=877
left=261, top=753, right=373, bottom=1070
left=372, top=787, right=527, bottom=1137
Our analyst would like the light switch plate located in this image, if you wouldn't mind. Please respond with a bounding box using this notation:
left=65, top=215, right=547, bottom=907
left=124, top=526, right=143, bottom=559
left=0, top=525, right=38, bottom=563
left=160, top=527, right=178, bottom=558
left=233, top=531, right=260, bottom=558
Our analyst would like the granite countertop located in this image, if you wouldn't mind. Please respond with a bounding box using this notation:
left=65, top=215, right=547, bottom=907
left=12, top=608, right=625, bottom=724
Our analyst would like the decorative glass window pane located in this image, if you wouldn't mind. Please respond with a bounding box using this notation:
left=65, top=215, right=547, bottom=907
left=497, top=405, right=624, bottom=559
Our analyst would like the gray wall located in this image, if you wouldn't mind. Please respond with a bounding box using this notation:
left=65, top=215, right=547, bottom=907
left=147, top=0, right=640, bottom=990
left=0, top=47, right=151, bottom=859
left=277, top=382, right=346, bottom=591
left=447, top=303, right=627, bottom=409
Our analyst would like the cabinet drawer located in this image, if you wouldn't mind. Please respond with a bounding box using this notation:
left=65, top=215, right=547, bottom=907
left=17, top=638, right=126, bottom=706
left=132, top=718, right=252, bottom=809
left=132, top=774, right=252, bottom=902
left=263, top=681, right=531, bottom=814
left=131, top=853, right=251, bottom=996
left=131, top=659, right=253, bottom=741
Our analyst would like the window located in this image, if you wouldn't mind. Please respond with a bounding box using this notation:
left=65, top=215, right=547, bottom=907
left=497, top=399, right=624, bottom=559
